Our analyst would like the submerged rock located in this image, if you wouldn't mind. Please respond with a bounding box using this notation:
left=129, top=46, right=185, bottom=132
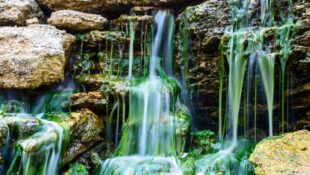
left=0, top=0, right=43, bottom=26
left=48, top=10, right=107, bottom=32
left=249, top=130, right=310, bottom=175
left=0, top=25, right=75, bottom=89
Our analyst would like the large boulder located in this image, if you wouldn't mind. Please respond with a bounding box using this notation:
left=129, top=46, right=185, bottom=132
left=0, top=25, right=75, bottom=89
left=0, top=0, right=43, bottom=26
left=249, top=130, right=310, bottom=175
left=48, top=10, right=107, bottom=32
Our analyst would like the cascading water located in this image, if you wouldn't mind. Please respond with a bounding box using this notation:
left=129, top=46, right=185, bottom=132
left=97, top=10, right=189, bottom=175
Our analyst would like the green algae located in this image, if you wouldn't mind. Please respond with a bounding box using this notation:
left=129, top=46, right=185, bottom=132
left=64, top=163, right=89, bottom=175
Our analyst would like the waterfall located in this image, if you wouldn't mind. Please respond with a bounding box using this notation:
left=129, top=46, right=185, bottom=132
left=97, top=10, right=187, bottom=175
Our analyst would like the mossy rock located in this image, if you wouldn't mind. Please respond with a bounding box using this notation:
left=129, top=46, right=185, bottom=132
left=64, top=163, right=89, bottom=175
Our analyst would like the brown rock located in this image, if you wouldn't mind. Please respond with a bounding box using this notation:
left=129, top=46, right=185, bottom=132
left=249, top=130, right=310, bottom=175
left=0, top=0, right=43, bottom=26
left=48, top=10, right=108, bottom=32
left=0, top=25, right=75, bottom=89
left=71, top=91, right=108, bottom=111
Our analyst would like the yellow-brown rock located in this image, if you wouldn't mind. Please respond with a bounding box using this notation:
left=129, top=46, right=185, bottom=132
left=249, top=130, right=310, bottom=175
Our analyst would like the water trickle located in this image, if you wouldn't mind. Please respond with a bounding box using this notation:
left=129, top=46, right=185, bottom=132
left=97, top=10, right=188, bottom=175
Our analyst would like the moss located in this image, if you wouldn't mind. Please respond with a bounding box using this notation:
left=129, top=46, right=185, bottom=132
left=64, top=163, right=89, bottom=175
left=191, top=130, right=216, bottom=155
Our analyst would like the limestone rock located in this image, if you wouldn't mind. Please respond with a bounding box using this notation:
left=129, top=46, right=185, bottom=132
left=48, top=10, right=107, bottom=32
left=0, top=25, right=75, bottom=89
left=0, top=0, right=43, bottom=26
left=62, top=108, right=104, bottom=165
left=71, top=91, right=108, bottom=111
left=249, top=130, right=310, bottom=175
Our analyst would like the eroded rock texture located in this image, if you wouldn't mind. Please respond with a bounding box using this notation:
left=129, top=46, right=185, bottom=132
left=176, top=0, right=229, bottom=129
left=0, top=25, right=75, bottom=89
left=48, top=10, right=107, bottom=32
left=0, top=0, right=43, bottom=26
left=249, top=130, right=310, bottom=175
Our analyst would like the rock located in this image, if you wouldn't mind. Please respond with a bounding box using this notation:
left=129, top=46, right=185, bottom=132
left=71, top=91, right=108, bottom=111
left=0, top=121, right=9, bottom=165
left=0, top=0, right=43, bottom=26
left=0, top=25, right=75, bottom=89
left=76, top=74, right=129, bottom=96
left=72, top=141, right=114, bottom=173
left=249, top=130, right=310, bottom=175
left=175, top=0, right=229, bottom=130
left=62, top=108, right=104, bottom=165
left=84, top=30, right=128, bottom=48
left=2, top=115, right=42, bottom=139
left=36, top=0, right=199, bottom=14
left=48, top=10, right=108, bottom=32
left=64, top=163, right=89, bottom=175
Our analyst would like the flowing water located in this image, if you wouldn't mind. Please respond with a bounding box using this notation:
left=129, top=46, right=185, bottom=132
left=97, top=10, right=187, bottom=175
left=0, top=1, right=297, bottom=175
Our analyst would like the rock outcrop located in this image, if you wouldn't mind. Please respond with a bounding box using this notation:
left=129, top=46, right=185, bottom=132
left=176, top=0, right=229, bottom=130
left=48, top=10, right=107, bottom=32
left=0, top=0, right=43, bottom=26
left=36, top=0, right=199, bottom=14
left=249, top=130, right=310, bottom=175
left=0, top=25, right=75, bottom=89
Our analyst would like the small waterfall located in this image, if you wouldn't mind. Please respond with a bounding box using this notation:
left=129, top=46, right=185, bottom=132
left=1, top=114, right=64, bottom=175
left=97, top=10, right=187, bottom=175
left=19, top=120, right=64, bottom=175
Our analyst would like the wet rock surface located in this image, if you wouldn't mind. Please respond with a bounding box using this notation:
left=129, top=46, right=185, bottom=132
left=249, top=130, right=310, bottom=175
left=48, top=10, right=107, bottom=32
left=0, top=25, right=75, bottom=89
left=62, top=108, right=104, bottom=165
left=0, top=0, right=43, bottom=26
left=176, top=0, right=229, bottom=130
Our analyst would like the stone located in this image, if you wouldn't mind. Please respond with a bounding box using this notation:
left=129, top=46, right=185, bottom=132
left=0, top=0, right=43, bottom=26
left=249, top=130, right=310, bottom=175
left=0, top=121, right=9, bottom=165
left=48, top=10, right=108, bottom=32
left=70, top=91, right=108, bottom=111
left=0, top=25, right=75, bottom=89
left=175, top=0, right=229, bottom=130
left=62, top=108, right=104, bottom=165
left=36, top=0, right=198, bottom=14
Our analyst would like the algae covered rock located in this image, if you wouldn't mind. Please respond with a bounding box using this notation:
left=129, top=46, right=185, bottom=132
left=0, top=0, right=43, bottom=26
left=64, top=163, right=89, bottom=175
left=249, top=130, right=310, bottom=175
left=48, top=10, right=107, bottom=32
left=0, top=121, right=9, bottom=164
left=0, top=25, right=75, bottom=89
left=62, top=108, right=104, bottom=165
